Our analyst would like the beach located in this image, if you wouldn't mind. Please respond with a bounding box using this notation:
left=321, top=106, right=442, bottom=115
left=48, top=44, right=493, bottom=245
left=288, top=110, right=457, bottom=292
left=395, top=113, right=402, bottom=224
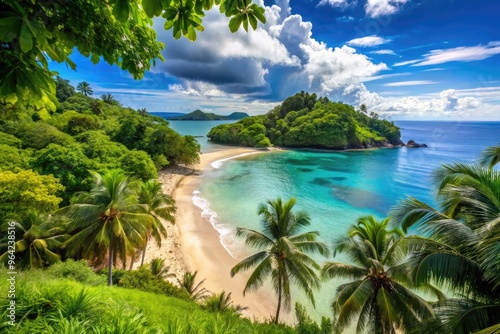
left=131, top=147, right=289, bottom=322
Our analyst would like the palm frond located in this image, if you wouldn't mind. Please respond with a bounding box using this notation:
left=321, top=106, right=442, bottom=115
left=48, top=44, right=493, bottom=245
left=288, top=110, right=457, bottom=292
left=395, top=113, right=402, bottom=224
left=321, top=262, right=366, bottom=280
left=480, top=145, right=500, bottom=169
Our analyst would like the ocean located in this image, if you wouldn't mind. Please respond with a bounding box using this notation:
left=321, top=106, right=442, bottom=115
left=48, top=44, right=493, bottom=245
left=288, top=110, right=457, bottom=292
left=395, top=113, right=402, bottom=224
left=168, top=119, right=500, bottom=321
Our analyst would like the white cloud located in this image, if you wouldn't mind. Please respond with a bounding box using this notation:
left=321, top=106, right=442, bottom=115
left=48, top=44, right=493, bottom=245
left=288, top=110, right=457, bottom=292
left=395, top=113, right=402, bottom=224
left=319, top=0, right=408, bottom=17
left=384, top=80, right=437, bottom=87
left=336, top=15, right=355, bottom=22
left=413, top=42, right=500, bottom=66
left=373, top=89, right=482, bottom=119
left=168, top=81, right=226, bottom=97
left=347, top=35, right=391, bottom=47
left=152, top=2, right=388, bottom=101
left=394, top=42, right=500, bottom=67
left=393, top=59, right=420, bottom=66
left=318, top=0, right=356, bottom=8
left=361, top=72, right=410, bottom=82
left=365, top=0, right=408, bottom=18
left=372, top=49, right=397, bottom=55
left=301, top=44, right=388, bottom=93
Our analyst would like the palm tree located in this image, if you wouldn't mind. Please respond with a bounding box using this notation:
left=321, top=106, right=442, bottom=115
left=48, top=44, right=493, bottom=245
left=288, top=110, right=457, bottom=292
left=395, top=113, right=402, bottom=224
left=150, top=258, right=175, bottom=279
left=321, top=216, right=435, bottom=334
left=390, top=154, right=500, bottom=333
left=203, top=291, right=248, bottom=316
left=230, top=197, right=328, bottom=324
left=0, top=212, right=67, bottom=268
left=177, top=270, right=208, bottom=301
left=89, top=99, right=105, bottom=118
left=76, top=82, right=93, bottom=96
left=137, top=180, right=175, bottom=266
left=480, top=144, right=500, bottom=169
left=101, top=93, right=118, bottom=105
left=60, top=170, right=153, bottom=286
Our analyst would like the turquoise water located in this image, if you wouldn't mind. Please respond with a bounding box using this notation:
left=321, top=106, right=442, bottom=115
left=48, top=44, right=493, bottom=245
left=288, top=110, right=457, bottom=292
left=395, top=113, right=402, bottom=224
left=167, top=120, right=236, bottom=153
left=187, top=121, right=500, bottom=321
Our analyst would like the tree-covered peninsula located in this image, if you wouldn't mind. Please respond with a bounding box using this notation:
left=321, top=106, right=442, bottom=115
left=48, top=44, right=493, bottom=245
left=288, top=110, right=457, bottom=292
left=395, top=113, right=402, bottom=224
left=208, top=92, right=403, bottom=149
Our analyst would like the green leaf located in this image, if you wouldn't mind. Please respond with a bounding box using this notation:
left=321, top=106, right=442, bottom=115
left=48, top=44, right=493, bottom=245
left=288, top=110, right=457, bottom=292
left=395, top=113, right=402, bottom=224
left=113, top=0, right=130, bottom=22
left=0, top=17, right=22, bottom=42
left=91, top=53, right=100, bottom=64
left=252, top=5, right=266, bottom=24
left=242, top=16, right=249, bottom=32
left=186, top=25, right=196, bottom=41
left=173, top=21, right=182, bottom=39
left=228, top=15, right=242, bottom=33
left=142, top=0, right=163, bottom=18
left=248, top=14, right=258, bottom=30
left=164, top=19, right=174, bottom=30
left=19, top=22, right=33, bottom=52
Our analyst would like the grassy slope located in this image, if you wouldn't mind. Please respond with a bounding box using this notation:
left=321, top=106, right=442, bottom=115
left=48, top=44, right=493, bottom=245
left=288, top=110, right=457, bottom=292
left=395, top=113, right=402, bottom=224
left=0, top=269, right=293, bottom=333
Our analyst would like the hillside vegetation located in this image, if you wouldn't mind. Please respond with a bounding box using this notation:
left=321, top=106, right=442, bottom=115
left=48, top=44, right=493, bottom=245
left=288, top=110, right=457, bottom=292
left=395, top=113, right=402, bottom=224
left=168, top=110, right=249, bottom=121
left=0, top=78, right=200, bottom=210
left=208, top=92, right=402, bottom=149
left=0, top=262, right=328, bottom=333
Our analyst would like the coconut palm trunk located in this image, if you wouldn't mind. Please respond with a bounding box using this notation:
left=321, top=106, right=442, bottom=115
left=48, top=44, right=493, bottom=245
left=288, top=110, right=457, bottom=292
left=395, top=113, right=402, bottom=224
left=140, top=235, right=149, bottom=267
left=108, top=240, right=113, bottom=286
left=275, top=267, right=283, bottom=323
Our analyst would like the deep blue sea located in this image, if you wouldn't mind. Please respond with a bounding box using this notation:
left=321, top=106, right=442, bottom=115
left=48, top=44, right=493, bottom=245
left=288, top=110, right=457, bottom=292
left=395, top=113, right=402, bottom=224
left=169, top=119, right=500, bottom=321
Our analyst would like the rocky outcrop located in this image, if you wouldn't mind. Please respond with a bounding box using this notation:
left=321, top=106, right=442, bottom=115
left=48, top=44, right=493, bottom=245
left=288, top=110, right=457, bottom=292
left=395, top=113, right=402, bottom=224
left=406, top=140, right=428, bottom=148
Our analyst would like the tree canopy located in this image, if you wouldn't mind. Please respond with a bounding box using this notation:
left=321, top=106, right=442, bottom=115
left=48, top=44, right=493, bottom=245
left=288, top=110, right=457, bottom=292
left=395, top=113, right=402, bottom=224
left=0, top=0, right=266, bottom=112
left=208, top=92, right=403, bottom=150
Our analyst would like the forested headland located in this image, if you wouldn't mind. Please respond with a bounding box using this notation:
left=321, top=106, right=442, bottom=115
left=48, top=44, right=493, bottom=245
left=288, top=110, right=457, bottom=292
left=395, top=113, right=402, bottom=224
left=0, top=77, right=200, bottom=210
left=208, top=92, right=403, bottom=149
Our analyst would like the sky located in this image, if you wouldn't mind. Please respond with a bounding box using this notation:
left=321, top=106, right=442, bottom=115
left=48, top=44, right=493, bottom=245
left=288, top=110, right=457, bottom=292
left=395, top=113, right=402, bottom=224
left=53, top=0, right=500, bottom=120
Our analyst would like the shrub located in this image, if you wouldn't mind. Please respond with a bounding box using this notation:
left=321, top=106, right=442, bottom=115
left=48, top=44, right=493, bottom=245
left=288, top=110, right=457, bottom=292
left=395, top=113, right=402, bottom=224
left=119, top=267, right=190, bottom=300
left=46, top=260, right=105, bottom=286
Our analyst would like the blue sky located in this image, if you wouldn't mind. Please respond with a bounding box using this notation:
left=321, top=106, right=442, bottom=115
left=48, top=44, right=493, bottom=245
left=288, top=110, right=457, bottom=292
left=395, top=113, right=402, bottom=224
left=53, top=0, right=500, bottom=120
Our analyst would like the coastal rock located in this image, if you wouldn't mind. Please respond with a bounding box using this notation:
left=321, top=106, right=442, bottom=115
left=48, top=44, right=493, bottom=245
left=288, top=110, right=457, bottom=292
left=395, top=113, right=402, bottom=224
left=406, top=139, right=427, bottom=148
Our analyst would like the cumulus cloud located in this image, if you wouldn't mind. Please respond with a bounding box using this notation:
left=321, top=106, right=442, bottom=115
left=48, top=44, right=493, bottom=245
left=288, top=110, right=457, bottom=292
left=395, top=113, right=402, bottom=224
left=147, top=1, right=494, bottom=120
left=372, top=49, right=397, bottom=55
left=320, top=0, right=408, bottom=17
left=347, top=35, right=391, bottom=47
left=301, top=45, right=388, bottom=93
left=365, top=0, right=408, bottom=18
left=153, top=0, right=387, bottom=102
left=318, top=0, right=357, bottom=8
left=373, top=89, right=481, bottom=118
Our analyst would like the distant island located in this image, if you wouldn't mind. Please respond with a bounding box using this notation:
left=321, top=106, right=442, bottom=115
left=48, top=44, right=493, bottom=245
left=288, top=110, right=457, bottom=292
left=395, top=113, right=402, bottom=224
left=166, top=109, right=250, bottom=121
left=208, top=92, right=403, bottom=149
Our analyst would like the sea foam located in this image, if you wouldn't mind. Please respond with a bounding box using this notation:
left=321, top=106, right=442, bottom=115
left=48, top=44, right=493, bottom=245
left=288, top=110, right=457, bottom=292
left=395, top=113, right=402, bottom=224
left=210, top=151, right=262, bottom=169
left=192, top=190, right=247, bottom=260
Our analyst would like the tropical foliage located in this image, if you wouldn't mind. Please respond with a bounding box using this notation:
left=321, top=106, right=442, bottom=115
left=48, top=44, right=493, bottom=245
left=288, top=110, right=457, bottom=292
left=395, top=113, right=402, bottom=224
left=389, top=145, right=500, bottom=334
left=321, top=216, right=435, bottom=334
left=231, top=197, right=328, bottom=323
left=202, top=291, right=248, bottom=316
left=138, top=180, right=176, bottom=266
left=0, top=0, right=265, bottom=112
left=0, top=212, right=66, bottom=269
left=0, top=267, right=296, bottom=333
left=0, top=169, right=64, bottom=222
left=208, top=92, right=402, bottom=149
left=178, top=270, right=209, bottom=301
left=61, top=169, right=154, bottom=286
left=76, top=82, right=93, bottom=96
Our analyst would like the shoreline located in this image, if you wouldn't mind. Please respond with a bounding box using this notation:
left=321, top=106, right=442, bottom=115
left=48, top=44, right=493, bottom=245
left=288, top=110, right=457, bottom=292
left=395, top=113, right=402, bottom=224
left=173, top=147, right=291, bottom=322
left=135, top=146, right=292, bottom=322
